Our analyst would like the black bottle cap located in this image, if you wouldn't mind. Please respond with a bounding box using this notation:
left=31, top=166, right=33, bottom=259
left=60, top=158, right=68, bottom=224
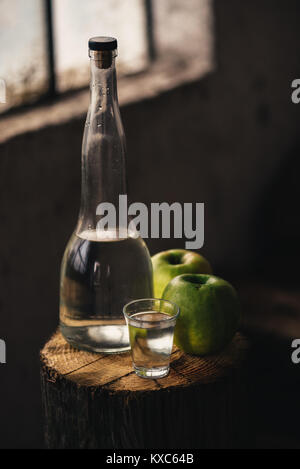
left=88, top=37, right=117, bottom=51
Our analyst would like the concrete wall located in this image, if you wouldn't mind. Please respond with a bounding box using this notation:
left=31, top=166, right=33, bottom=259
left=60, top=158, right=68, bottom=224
left=1, top=0, right=300, bottom=448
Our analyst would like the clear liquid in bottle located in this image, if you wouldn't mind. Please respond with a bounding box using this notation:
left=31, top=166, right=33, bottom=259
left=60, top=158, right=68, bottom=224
left=60, top=229, right=153, bottom=353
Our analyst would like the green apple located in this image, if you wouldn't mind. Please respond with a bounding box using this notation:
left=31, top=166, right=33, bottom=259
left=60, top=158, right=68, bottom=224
left=152, top=249, right=212, bottom=299
left=162, top=274, right=241, bottom=355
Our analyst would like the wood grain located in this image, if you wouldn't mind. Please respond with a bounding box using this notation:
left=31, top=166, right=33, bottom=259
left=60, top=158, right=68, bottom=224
left=40, top=330, right=247, bottom=391
left=40, top=330, right=250, bottom=448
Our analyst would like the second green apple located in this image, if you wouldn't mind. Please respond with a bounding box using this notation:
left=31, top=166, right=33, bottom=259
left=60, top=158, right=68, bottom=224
left=151, top=249, right=212, bottom=298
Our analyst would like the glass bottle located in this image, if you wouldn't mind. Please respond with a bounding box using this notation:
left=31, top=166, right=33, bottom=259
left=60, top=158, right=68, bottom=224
left=59, top=37, right=153, bottom=353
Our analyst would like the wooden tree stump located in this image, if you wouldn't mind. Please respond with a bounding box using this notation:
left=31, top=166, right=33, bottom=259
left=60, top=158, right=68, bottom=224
left=40, top=331, right=249, bottom=449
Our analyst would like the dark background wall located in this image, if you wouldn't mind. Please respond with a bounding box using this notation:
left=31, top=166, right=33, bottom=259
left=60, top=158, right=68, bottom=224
left=1, top=0, right=300, bottom=448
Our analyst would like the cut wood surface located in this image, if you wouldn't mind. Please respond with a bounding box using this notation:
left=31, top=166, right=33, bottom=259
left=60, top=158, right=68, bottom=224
left=41, top=331, right=247, bottom=391
left=40, top=330, right=250, bottom=449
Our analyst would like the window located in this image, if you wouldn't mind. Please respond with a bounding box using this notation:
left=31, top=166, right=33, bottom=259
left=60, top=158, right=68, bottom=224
left=0, top=0, right=48, bottom=111
left=0, top=0, right=214, bottom=113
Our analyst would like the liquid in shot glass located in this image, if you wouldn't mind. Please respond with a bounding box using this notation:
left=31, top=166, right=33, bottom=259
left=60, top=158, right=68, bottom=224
left=123, top=299, right=180, bottom=378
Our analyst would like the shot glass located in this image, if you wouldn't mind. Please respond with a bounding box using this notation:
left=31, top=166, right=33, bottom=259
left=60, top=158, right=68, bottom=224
left=123, top=298, right=180, bottom=378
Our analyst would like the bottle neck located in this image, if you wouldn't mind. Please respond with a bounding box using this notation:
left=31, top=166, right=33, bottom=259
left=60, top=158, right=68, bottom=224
left=77, top=53, right=127, bottom=235
left=90, top=56, right=118, bottom=108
